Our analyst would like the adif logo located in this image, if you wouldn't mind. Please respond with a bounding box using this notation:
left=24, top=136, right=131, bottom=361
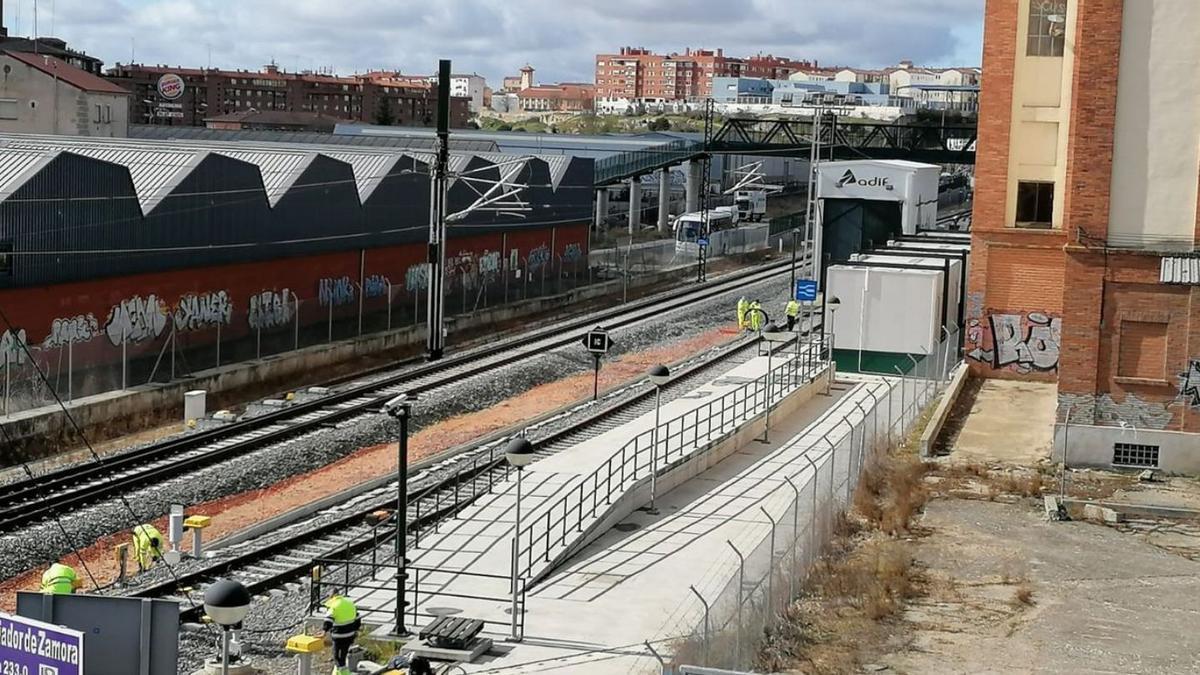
left=836, top=169, right=891, bottom=189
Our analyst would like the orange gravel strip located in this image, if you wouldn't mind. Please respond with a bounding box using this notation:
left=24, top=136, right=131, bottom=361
left=0, top=326, right=741, bottom=609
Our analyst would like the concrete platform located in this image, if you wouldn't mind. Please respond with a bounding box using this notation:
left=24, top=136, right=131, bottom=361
left=340, top=356, right=930, bottom=672
left=348, top=352, right=828, bottom=628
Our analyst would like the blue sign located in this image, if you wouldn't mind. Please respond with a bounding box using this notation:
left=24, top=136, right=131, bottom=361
left=794, top=279, right=818, bottom=302
left=697, top=237, right=709, bottom=247
left=0, top=611, right=84, bottom=675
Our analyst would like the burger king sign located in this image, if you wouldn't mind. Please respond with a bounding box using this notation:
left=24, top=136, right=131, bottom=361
left=157, top=73, right=185, bottom=101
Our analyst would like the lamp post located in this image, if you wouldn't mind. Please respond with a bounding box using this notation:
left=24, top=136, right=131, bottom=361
left=505, top=436, right=535, bottom=642
left=383, top=393, right=414, bottom=637
left=203, top=578, right=250, bottom=675
left=647, top=364, right=671, bottom=514
left=824, top=295, right=841, bottom=394
left=761, top=324, right=792, bottom=443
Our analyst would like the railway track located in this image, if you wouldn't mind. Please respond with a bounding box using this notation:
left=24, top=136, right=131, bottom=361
left=0, top=260, right=794, bottom=534
left=123, top=331, right=803, bottom=621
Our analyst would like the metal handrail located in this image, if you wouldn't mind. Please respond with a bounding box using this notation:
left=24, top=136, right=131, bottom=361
left=514, top=333, right=830, bottom=579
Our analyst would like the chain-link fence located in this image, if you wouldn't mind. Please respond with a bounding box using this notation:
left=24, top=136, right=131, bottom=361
left=0, top=240, right=595, bottom=417
left=659, top=354, right=956, bottom=671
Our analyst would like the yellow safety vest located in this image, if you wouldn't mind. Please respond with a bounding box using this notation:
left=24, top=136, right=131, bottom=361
left=786, top=300, right=800, bottom=318
left=41, top=563, right=77, bottom=595
left=323, top=596, right=359, bottom=639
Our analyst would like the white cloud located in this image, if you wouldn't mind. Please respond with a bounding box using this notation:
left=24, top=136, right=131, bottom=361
left=13, top=0, right=983, bottom=85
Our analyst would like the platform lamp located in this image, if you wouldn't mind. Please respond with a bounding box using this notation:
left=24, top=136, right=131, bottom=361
left=761, top=324, right=792, bottom=443
left=505, top=436, right=535, bottom=642
left=647, top=364, right=672, bottom=514
left=383, top=392, right=416, bottom=637
left=204, top=578, right=251, bottom=675
left=825, top=294, right=844, bottom=393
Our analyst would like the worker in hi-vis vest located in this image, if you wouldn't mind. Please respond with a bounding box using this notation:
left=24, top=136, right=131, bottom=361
left=736, top=296, right=749, bottom=330
left=132, top=523, right=165, bottom=572
left=748, top=300, right=764, bottom=331
left=786, top=298, right=801, bottom=332
left=40, top=562, right=81, bottom=594
left=322, top=595, right=361, bottom=675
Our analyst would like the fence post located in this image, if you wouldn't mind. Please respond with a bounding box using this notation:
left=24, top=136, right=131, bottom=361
left=256, top=323, right=262, bottom=360
left=294, top=295, right=301, bottom=351
left=67, top=337, right=73, bottom=402
left=689, top=585, right=710, bottom=666
left=3, top=350, right=8, bottom=416
left=783, top=475, right=801, bottom=599
left=121, top=325, right=127, bottom=390
left=386, top=281, right=393, bottom=331
left=760, top=506, right=777, bottom=622
left=327, top=299, right=334, bottom=344
left=215, top=321, right=221, bottom=369
left=727, top=540, right=745, bottom=667
left=169, top=323, right=176, bottom=382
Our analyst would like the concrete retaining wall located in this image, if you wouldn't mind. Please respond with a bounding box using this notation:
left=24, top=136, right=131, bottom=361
left=2, top=266, right=691, bottom=462
left=919, top=362, right=968, bottom=457
left=1053, top=423, right=1200, bottom=474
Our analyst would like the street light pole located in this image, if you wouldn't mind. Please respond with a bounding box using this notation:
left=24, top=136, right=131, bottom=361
left=383, top=394, right=415, bottom=637
left=505, top=437, right=535, bottom=642
left=647, top=365, right=671, bottom=514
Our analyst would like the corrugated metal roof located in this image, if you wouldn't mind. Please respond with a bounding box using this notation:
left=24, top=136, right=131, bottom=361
left=0, top=148, right=50, bottom=197
left=0, top=136, right=200, bottom=208
left=0, top=132, right=584, bottom=212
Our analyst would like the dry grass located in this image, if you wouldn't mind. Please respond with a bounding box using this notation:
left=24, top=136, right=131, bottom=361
left=1012, top=582, right=1035, bottom=607
left=853, top=447, right=931, bottom=536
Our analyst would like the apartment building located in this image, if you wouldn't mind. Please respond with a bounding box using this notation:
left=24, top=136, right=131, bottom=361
left=594, top=47, right=815, bottom=102
left=104, top=63, right=470, bottom=128
left=968, top=0, right=1200, bottom=468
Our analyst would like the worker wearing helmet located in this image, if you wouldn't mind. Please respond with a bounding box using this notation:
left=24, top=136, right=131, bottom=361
left=40, top=563, right=81, bottom=595
left=736, top=296, right=749, bottom=330
left=132, top=523, right=165, bottom=572
left=322, top=595, right=361, bottom=675
left=786, top=298, right=801, bottom=332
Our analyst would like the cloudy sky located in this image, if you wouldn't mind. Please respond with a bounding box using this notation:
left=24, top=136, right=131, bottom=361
left=9, top=0, right=984, bottom=85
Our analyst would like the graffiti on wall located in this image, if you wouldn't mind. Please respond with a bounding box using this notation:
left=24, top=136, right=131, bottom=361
left=43, top=314, right=99, bottom=349
left=479, top=250, right=501, bottom=278
left=174, top=291, right=232, bottom=332
left=1, top=328, right=27, bottom=365
left=318, top=276, right=356, bottom=307
left=405, top=263, right=430, bottom=293
left=966, top=312, right=1062, bottom=373
left=363, top=275, right=390, bottom=299
left=528, top=244, right=551, bottom=273
left=105, top=295, right=169, bottom=346
left=248, top=289, right=294, bottom=330
left=1179, top=360, right=1200, bottom=407
left=563, top=243, right=583, bottom=264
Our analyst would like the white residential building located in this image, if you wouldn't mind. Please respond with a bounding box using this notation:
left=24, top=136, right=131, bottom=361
left=0, top=51, right=130, bottom=136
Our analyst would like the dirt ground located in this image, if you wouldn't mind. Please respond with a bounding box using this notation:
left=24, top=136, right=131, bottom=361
left=763, top=377, right=1200, bottom=674
left=0, top=326, right=740, bottom=609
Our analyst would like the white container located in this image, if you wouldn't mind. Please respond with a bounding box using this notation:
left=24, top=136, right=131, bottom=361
left=183, top=390, right=206, bottom=423
left=816, top=159, right=942, bottom=234
left=826, top=263, right=948, bottom=356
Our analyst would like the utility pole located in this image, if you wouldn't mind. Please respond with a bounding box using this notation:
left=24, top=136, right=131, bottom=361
left=697, top=98, right=714, bottom=283
left=803, top=102, right=823, bottom=287
left=426, top=59, right=451, bottom=361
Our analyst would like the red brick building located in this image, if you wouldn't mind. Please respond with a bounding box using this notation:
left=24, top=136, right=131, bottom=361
left=516, top=83, right=596, bottom=113
left=104, top=63, right=470, bottom=129
left=968, top=0, right=1200, bottom=468
left=594, top=47, right=815, bottom=101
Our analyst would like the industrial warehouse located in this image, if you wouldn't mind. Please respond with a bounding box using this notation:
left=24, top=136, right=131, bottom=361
left=0, top=135, right=594, bottom=410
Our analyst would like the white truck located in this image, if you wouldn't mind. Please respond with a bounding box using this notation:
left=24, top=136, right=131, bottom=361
left=734, top=190, right=768, bottom=222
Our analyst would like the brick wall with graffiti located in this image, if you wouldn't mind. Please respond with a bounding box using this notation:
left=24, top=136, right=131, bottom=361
left=965, top=310, right=1062, bottom=378
left=0, top=224, right=587, bottom=410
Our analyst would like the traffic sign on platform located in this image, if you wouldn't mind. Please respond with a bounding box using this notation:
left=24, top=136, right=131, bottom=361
left=583, top=326, right=614, bottom=355
left=794, top=279, right=818, bottom=302
left=0, top=610, right=84, bottom=675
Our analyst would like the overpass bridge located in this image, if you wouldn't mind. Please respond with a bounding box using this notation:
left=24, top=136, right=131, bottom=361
left=594, top=116, right=978, bottom=187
